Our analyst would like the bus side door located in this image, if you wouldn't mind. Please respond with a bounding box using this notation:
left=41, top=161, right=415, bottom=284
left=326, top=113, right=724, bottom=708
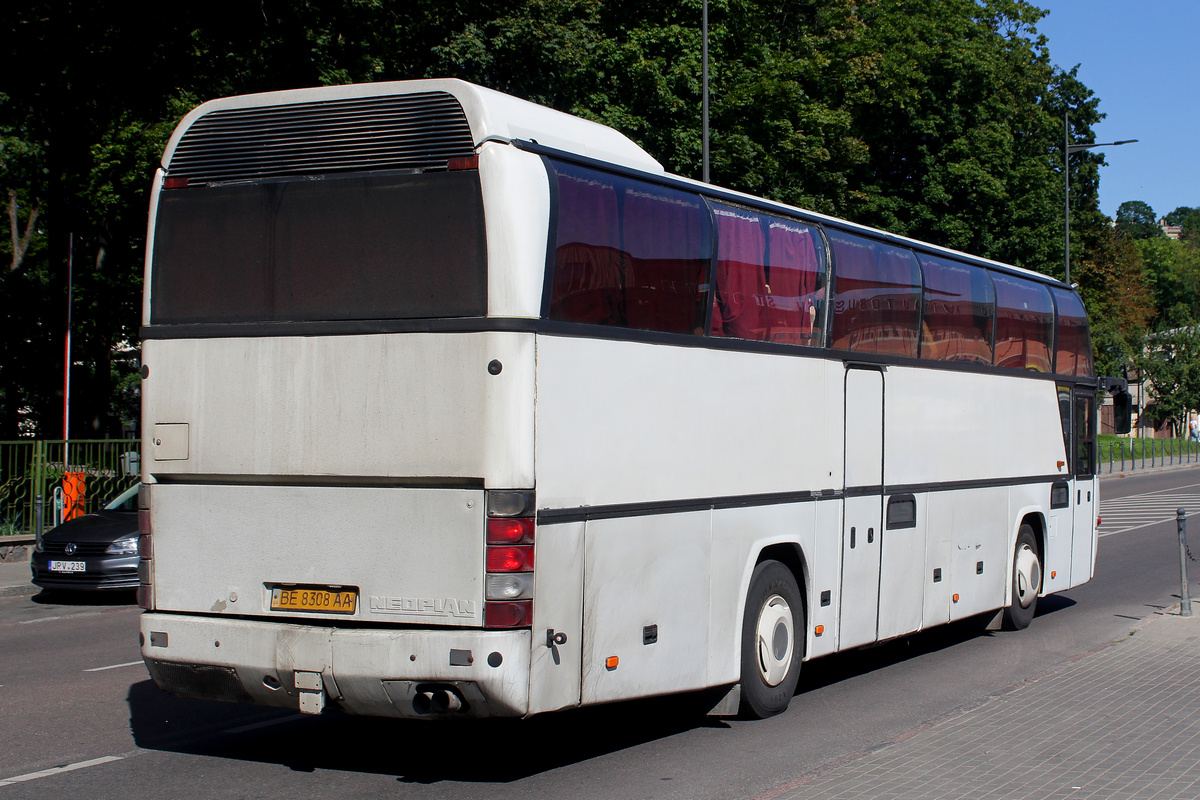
left=1071, top=390, right=1098, bottom=583
left=840, top=366, right=884, bottom=649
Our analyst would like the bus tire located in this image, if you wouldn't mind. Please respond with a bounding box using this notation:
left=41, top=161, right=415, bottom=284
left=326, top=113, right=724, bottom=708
left=739, top=560, right=803, bottom=719
left=1002, top=524, right=1042, bottom=631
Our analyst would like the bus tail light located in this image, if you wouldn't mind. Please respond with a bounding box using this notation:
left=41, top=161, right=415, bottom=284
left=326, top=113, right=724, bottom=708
left=448, top=155, right=479, bottom=171
left=485, top=490, right=534, bottom=629
left=137, top=484, right=155, bottom=611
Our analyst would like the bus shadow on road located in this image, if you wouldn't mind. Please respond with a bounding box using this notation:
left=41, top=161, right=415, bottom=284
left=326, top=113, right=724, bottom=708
left=127, top=679, right=727, bottom=783
left=799, top=595, right=1077, bottom=692
left=126, top=598, right=1076, bottom=782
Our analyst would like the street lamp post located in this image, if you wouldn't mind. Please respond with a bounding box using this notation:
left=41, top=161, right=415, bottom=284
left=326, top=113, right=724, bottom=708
left=1064, top=111, right=1137, bottom=285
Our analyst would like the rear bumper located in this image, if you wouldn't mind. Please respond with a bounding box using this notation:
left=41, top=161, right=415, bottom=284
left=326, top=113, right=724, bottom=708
left=139, top=612, right=531, bottom=719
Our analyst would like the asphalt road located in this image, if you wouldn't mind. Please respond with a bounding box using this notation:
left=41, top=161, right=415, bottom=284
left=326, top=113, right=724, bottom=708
left=1, top=468, right=1195, bottom=800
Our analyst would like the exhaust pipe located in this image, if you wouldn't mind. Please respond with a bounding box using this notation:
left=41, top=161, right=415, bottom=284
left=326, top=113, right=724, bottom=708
left=411, top=685, right=466, bottom=715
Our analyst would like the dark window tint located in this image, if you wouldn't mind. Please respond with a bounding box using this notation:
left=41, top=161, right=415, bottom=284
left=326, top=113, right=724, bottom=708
left=548, top=161, right=710, bottom=334
left=828, top=230, right=921, bottom=357
left=918, top=254, right=995, bottom=365
left=993, top=274, right=1054, bottom=372
left=1051, top=287, right=1094, bottom=377
left=1075, top=393, right=1096, bottom=476
left=710, top=204, right=825, bottom=345
left=151, top=171, right=487, bottom=324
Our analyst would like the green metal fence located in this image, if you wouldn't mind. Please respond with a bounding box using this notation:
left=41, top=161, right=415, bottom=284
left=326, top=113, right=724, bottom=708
left=0, top=440, right=140, bottom=536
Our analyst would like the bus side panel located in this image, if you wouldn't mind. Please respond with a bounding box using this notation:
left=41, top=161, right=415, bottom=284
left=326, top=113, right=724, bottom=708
left=580, top=512, right=711, bottom=704
left=948, top=488, right=1009, bottom=621
left=1044, top=499, right=1074, bottom=593
left=885, top=369, right=1067, bottom=485
left=922, top=492, right=954, bottom=629
left=807, top=498, right=844, bottom=658
left=877, top=491, right=927, bottom=640
left=528, top=521, right=585, bottom=715
left=709, top=502, right=816, bottom=684
left=533, top=337, right=832, bottom=509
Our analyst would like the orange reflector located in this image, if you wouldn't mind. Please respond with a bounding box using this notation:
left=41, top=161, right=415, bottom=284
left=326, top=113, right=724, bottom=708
left=814, top=625, right=824, bottom=636
left=605, top=656, right=619, bottom=670
left=448, top=154, right=480, bottom=170
left=1051, top=571, right=1057, bottom=579
left=1057, top=461, right=1065, bottom=469
left=952, top=594, right=960, bottom=603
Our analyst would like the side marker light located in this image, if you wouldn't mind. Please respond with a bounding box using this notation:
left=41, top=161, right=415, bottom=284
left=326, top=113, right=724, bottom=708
left=605, top=656, right=619, bottom=671
left=814, top=625, right=824, bottom=636
left=952, top=594, right=960, bottom=603
left=1051, top=571, right=1057, bottom=579
left=1057, top=461, right=1065, bottom=469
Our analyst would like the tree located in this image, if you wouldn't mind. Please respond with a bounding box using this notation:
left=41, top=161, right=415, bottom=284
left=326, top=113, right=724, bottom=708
left=1137, top=236, right=1200, bottom=326
left=0, top=0, right=1118, bottom=436
left=1114, top=200, right=1162, bottom=240
left=1136, top=326, right=1200, bottom=438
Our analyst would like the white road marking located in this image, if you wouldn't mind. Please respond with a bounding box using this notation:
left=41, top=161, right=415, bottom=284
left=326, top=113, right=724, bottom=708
left=0, top=755, right=124, bottom=786
left=83, top=660, right=145, bottom=673
left=1098, top=491, right=1200, bottom=536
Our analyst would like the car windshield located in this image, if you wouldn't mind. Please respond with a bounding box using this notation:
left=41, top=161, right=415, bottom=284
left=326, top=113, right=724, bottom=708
left=104, top=485, right=139, bottom=512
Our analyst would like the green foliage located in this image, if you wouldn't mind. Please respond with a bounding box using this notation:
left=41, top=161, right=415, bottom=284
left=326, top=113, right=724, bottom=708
left=0, top=0, right=1165, bottom=433
left=1115, top=201, right=1162, bottom=240
left=1137, top=236, right=1200, bottom=326
left=1135, top=327, right=1200, bottom=438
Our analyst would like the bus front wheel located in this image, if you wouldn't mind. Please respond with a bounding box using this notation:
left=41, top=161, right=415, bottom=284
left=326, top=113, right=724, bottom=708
left=739, top=560, right=803, bottom=719
left=1002, top=524, right=1042, bottom=630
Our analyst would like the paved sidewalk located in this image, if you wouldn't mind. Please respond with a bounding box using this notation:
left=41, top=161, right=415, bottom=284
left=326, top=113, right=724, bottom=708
left=755, top=609, right=1200, bottom=800
left=0, top=556, right=35, bottom=598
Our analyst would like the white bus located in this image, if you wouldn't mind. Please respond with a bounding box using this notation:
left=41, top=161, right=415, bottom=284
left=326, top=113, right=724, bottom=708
left=137, top=79, right=1128, bottom=720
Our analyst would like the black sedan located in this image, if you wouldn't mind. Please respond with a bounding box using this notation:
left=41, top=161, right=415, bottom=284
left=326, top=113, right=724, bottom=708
left=31, top=485, right=138, bottom=592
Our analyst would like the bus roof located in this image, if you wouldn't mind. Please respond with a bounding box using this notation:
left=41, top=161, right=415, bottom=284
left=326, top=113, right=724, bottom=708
left=160, top=78, right=665, bottom=176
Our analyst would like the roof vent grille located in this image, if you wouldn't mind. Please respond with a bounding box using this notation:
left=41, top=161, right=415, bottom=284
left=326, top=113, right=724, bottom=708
left=167, top=91, right=475, bottom=183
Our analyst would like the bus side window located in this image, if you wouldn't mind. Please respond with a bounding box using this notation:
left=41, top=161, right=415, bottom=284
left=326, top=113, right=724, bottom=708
left=1051, top=287, right=1094, bottom=377
left=709, top=205, right=768, bottom=340
left=918, top=254, right=995, bottom=365
left=547, top=160, right=710, bottom=335
left=549, top=167, right=627, bottom=327
left=708, top=206, right=826, bottom=346
left=764, top=219, right=825, bottom=345
left=621, top=185, right=710, bottom=334
left=828, top=230, right=921, bottom=357
left=993, top=274, right=1054, bottom=372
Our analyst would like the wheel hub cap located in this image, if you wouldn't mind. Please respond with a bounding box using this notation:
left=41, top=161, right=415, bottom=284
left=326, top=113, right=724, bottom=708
left=756, top=594, right=794, bottom=686
left=1014, top=543, right=1041, bottom=608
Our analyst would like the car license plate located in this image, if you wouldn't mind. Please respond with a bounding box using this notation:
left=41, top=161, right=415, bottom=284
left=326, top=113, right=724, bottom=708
left=270, top=586, right=358, bottom=614
left=49, top=560, right=86, bottom=573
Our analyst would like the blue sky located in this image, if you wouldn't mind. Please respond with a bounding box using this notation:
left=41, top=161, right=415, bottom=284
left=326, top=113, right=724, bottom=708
left=1036, top=1, right=1199, bottom=220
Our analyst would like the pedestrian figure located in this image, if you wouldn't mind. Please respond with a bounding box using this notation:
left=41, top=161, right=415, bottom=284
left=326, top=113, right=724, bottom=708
left=1189, top=417, right=1199, bottom=442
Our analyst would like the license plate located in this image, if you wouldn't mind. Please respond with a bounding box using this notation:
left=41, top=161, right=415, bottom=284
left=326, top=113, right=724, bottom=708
left=49, top=560, right=86, bottom=573
left=270, top=586, right=358, bottom=614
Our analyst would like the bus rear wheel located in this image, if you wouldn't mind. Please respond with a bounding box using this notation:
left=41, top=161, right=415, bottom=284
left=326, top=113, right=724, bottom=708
left=1002, top=524, right=1042, bottom=630
left=739, top=560, right=803, bottom=719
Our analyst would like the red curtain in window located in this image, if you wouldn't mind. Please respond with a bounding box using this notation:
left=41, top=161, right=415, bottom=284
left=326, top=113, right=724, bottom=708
left=764, top=221, right=821, bottom=344
left=711, top=207, right=767, bottom=339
